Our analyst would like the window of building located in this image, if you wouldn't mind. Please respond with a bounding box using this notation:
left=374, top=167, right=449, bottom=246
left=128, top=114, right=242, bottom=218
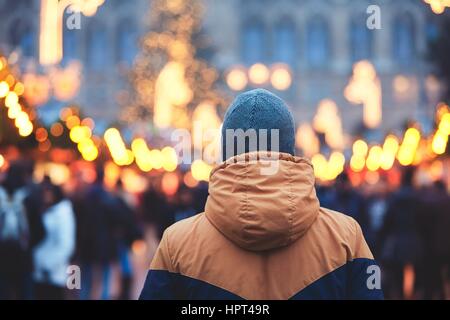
left=350, top=16, right=373, bottom=62
left=9, top=19, right=35, bottom=57
left=306, top=16, right=330, bottom=69
left=241, top=20, right=266, bottom=65
left=116, top=19, right=139, bottom=66
left=274, top=19, right=296, bottom=66
left=87, top=22, right=108, bottom=71
left=393, top=13, right=416, bottom=66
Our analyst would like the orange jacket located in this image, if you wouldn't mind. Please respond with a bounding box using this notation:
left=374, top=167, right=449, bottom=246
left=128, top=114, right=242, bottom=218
left=140, top=152, right=383, bottom=299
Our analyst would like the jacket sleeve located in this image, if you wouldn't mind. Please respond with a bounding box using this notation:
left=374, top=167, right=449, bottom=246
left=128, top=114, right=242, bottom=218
left=139, top=230, right=179, bottom=300
left=347, top=219, right=384, bottom=300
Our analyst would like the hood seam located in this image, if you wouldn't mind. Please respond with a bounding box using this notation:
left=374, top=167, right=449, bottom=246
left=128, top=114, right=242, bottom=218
left=288, top=165, right=294, bottom=245
left=241, top=159, right=250, bottom=245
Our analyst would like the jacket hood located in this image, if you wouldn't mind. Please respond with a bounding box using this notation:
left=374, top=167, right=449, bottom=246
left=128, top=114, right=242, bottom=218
left=205, top=152, right=320, bottom=251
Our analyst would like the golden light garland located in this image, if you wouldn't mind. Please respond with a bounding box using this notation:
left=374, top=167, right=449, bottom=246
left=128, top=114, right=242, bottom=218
left=0, top=55, right=34, bottom=138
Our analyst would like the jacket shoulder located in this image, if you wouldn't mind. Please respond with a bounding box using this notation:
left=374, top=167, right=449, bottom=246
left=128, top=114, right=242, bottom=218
left=313, top=207, right=373, bottom=260
left=163, top=213, right=209, bottom=249
left=319, top=207, right=359, bottom=233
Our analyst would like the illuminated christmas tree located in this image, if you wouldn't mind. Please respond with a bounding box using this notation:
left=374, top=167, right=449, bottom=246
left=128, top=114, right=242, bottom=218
left=123, top=0, right=225, bottom=132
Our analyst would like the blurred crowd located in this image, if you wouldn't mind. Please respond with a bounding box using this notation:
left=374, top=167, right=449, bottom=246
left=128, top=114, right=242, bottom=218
left=0, top=160, right=449, bottom=300
left=318, top=168, right=450, bottom=300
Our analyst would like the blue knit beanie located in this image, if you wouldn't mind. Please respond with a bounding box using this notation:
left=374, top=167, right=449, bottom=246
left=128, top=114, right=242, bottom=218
left=221, top=89, right=296, bottom=161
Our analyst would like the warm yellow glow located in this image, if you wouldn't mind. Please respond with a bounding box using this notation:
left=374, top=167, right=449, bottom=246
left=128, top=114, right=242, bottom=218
left=7, top=104, right=22, bottom=119
left=22, top=73, right=51, bottom=106
left=50, top=123, right=64, bottom=136
left=81, top=143, right=99, bottom=162
left=350, top=154, right=366, bottom=173
left=40, top=0, right=105, bottom=65
left=345, top=60, right=382, bottom=128
left=296, top=123, right=320, bottom=158
left=0, top=81, right=9, bottom=98
left=5, top=92, right=19, bottom=108
left=352, top=139, right=369, bottom=157
left=104, top=161, right=121, bottom=189
left=436, top=103, right=449, bottom=122
left=366, top=146, right=383, bottom=172
left=270, top=65, right=292, bottom=91
left=65, top=115, right=80, bottom=129
left=40, top=0, right=61, bottom=65
left=121, top=168, right=148, bottom=193
left=60, top=107, right=73, bottom=121
left=424, top=0, right=450, bottom=14
left=14, top=82, right=25, bottom=96
left=397, top=128, right=421, bottom=166
left=191, top=159, right=212, bottom=181
left=311, top=153, right=344, bottom=181
left=192, top=102, right=221, bottom=151
left=15, top=111, right=30, bottom=128
left=161, top=172, right=179, bottom=196
left=50, top=62, right=82, bottom=101
left=226, top=67, right=248, bottom=91
left=183, top=171, right=199, bottom=188
left=131, top=138, right=153, bottom=172
left=328, top=151, right=345, bottom=179
left=161, top=147, right=178, bottom=172
left=248, top=63, right=270, bottom=85
left=313, top=99, right=344, bottom=149
left=438, top=113, right=450, bottom=135
left=104, top=128, right=133, bottom=166
left=432, top=130, right=448, bottom=155
left=380, top=135, right=399, bottom=170
left=18, top=122, right=34, bottom=137
left=149, top=149, right=164, bottom=170
left=70, top=125, right=92, bottom=143
left=0, top=155, right=5, bottom=168
left=154, top=61, right=193, bottom=128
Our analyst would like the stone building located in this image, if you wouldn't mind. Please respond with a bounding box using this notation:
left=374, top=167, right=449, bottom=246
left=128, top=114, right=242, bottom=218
left=0, top=0, right=446, bottom=138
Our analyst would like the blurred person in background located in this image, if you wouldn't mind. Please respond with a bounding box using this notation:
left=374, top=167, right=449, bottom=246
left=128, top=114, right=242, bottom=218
left=416, top=180, right=450, bottom=299
left=33, top=182, right=75, bottom=300
left=141, top=182, right=173, bottom=240
left=112, top=179, right=142, bottom=300
left=174, top=185, right=196, bottom=222
left=76, top=167, right=120, bottom=300
left=327, top=173, right=369, bottom=236
left=365, top=188, right=389, bottom=256
left=378, top=167, right=423, bottom=299
left=0, top=163, right=30, bottom=299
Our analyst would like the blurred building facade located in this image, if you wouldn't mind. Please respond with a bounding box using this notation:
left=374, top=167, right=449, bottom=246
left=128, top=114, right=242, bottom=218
left=0, top=0, right=445, bottom=136
left=205, top=0, right=445, bottom=138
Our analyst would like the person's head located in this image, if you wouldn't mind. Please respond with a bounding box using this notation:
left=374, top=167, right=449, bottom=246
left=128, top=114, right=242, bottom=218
left=401, top=166, right=415, bottom=187
left=221, top=89, right=295, bottom=161
left=2, top=162, right=27, bottom=195
left=95, top=164, right=105, bottom=185
left=42, top=183, right=65, bottom=207
left=335, top=172, right=351, bottom=192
